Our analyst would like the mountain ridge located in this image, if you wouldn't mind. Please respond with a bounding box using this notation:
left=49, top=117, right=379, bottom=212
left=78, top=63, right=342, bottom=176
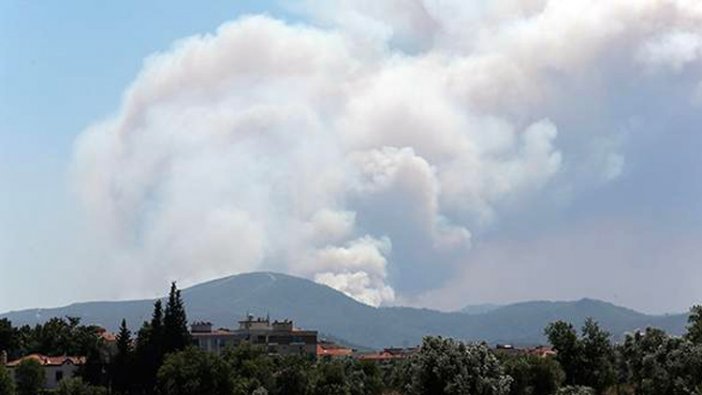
left=0, top=272, right=689, bottom=349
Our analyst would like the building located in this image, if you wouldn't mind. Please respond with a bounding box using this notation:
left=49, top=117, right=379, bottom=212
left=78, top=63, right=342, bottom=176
left=191, top=315, right=318, bottom=358
left=493, top=344, right=557, bottom=358
left=5, top=354, right=85, bottom=390
left=357, top=347, right=418, bottom=362
left=527, top=345, right=556, bottom=358
left=493, top=344, right=522, bottom=357
left=316, top=340, right=354, bottom=360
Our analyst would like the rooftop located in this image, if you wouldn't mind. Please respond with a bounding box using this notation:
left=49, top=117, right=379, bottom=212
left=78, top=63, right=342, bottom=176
left=6, top=354, right=86, bottom=367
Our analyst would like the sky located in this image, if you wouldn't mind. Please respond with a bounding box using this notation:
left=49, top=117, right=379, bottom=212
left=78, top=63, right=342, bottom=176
left=2, top=0, right=702, bottom=315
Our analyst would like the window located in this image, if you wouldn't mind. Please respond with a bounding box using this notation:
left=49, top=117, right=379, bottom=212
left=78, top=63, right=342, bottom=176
left=56, top=370, right=64, bottom=382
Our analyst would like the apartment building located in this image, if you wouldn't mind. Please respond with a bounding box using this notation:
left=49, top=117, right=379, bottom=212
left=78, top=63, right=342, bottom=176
left=191, top=315, right=317, bottom=358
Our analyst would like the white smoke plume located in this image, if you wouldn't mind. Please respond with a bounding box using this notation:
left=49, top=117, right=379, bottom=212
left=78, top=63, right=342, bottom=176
left=73, top=0, right=702, bottom=306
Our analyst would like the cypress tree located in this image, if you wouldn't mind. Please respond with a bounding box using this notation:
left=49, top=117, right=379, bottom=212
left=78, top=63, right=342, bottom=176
left=150, top=300, right=164, bottom=347
left=148, top=299, right=164, bottom=391
left=163, top=282, right=190, bottom=354
left=113, top=319, right=132, bottom=394
left=134, top=321, right=154, bottom=393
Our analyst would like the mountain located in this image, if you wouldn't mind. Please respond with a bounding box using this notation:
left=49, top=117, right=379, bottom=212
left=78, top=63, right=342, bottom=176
left=459, top=303, right=503, bottom=315
left=0, top=272, right=689, bottom=349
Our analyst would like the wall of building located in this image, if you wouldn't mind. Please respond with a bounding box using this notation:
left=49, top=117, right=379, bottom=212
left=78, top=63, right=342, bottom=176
left=8, top=363, right=80, bottom=390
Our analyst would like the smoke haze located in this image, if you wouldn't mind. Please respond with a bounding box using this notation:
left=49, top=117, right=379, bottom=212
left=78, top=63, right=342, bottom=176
left=70, top=0, right=702, bottom=308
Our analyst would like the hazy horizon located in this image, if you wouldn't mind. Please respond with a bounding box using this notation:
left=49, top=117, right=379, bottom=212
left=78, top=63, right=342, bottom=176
left=3, top=0, right=702, bottom=315
left=0, top=271, right=689, bottom=315
left=0, top=270, right=690, bottom=317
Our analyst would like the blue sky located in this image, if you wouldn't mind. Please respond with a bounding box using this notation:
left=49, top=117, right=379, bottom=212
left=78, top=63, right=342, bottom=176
left=2, top=1, right=702, bottom=314
left=1, top=0, right=287, bottom=310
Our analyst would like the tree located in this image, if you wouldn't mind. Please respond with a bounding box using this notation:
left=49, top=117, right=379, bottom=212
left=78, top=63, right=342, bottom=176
left=112, top=319, right=132, bottom=394
left=80, top=343, right=108, bottom=387
left=619, top=329, right=702, bottom=395
left=0, top=362, right=16, bottom=395
left=406, top=336, right=511, bottom=395
left=686, top=305, right=702, bottom=345
left=0, top=319, right=17, bottom=358
left=163, top=283, right=190, bottom=354
left=545, top=319, right=615, bottom=393
left=311, top=360, right=349, bottom=395
left=222, top=343, right=275, bottom=394
left=556, top=386, right=595, bottom=395
left=386, top=358, right=413, bottom=392
left=134, top=321, right=154, bottom=393
left=545, top=321, right=582, bottom=386
left=15, top=358, right=45, bottom=395
left=272, top=356, right=311, bottom=395
left=156, top=347, right=234, bottom=395
left=503, top=354, right=564, bottom=395
left=579, top=319, right=615, bottom=393
left=134, top=299, right=166, bottom=393
left=4, top=317, right=103, bottom=360
left=150, top=299, right=164, bottom=357
left=349, top=359, right=383, bottom=395
left=57, top=377, right=108, bottom=395
left=252, top=387, right=269, bottom=395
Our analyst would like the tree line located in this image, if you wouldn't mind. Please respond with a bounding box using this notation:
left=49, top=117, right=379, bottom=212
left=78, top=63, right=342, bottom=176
left=0, top=282, right=191, bottom=395
left=1, top=286, right=701, bottom=394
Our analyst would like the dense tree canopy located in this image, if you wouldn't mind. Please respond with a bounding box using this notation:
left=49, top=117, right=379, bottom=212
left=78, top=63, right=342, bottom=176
left=15, top=358, right=44, bottom=395
left=271, top=356, right=311, bottom=395
left=157, top=346, right=235, bottom=395
left=556, top=386, right=595, bottom=395
left=545, top=318, right=615, bottom=393
left=0, top=317, right=104, bottom=360
left=57, top=377, right=108, bottom=395
left=686, top=305, right=702, bottom=345
left=403, top=336, right=512, bottom=395
left=0, top=362, right=16, bottom=395
left=545, top=321, right=581, bottom=386
left=502, top=354, right=564, bottom=395
left=618, top=327, right=702, bottom=395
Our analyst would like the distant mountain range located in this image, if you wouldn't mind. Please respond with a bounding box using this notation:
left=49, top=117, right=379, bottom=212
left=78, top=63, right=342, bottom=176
left=0, top=272, right=689, bottom=349
left=460, top=303, right=503, bottom=315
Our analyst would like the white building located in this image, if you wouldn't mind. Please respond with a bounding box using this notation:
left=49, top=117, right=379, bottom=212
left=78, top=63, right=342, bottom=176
left=6, top=354, right=86, bottom=390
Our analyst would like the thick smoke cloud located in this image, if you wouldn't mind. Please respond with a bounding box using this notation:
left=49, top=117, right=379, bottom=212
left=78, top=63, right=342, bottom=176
left=73, top=0, right=702, bottom=306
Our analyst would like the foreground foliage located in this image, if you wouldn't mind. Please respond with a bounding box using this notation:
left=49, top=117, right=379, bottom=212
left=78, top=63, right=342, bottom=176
left=401, top=337, right=512, bottom=395
left=15, top=358, right=44, bottom=395
left=502, top=354, right=564, bottom=395
left=0, top=362, right=16, bottom=395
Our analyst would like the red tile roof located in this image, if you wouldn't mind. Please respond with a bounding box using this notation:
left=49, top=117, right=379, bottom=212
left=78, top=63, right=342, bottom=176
left=6, top=354, right=86, bottom=367
left=527, top=346, right=556, bottom=357
left=357, top=347, right=417, bottom=361
left=357, top=351, right=401, bottom=361
left=316, top=343, right=354, bottom=357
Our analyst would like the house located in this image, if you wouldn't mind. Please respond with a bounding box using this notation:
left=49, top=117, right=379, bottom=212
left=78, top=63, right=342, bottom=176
left=191, top=315, right=318, bottom=358
left=316, top=340, right=354, bottom=360
left=96, top=327, right=117, bottom=343
left=527, top=345, right=556, bottom=358
left=493, top=344, right=557, bottom=358
left=357, top=347, right=418, bottom=362
left=5, top=354, right=86, bottom=390
left=493, top=344, right=522, bottom=357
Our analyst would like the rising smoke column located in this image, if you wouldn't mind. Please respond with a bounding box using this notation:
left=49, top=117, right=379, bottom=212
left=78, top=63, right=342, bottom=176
left=73, top=1, right=702, bottom=306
